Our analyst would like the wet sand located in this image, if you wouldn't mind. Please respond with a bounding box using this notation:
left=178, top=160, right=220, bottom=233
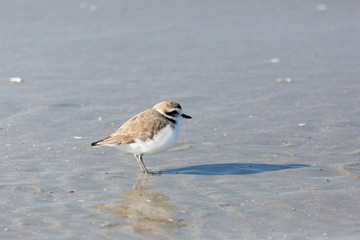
left=1, top=0, right=360, bottom=239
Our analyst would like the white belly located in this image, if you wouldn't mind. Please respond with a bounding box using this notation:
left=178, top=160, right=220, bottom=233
left=116, top=124, right=180, bottom=155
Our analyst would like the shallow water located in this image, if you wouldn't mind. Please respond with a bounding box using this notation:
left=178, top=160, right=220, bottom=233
left=1, top=0, right=360, bottom=239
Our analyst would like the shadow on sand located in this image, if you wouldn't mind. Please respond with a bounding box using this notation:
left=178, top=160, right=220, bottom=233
left=161, top=163, right=310, bottom=175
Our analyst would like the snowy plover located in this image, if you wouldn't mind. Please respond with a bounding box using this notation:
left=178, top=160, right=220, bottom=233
left=90, top=101, right=192, bottom=174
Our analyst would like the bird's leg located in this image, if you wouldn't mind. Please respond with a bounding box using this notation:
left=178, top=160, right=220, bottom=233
left=134, top=154, right=143, bottom=172
left=134, top=154, right=149, bottom=174
left=139, top=154, right=149, bottom=174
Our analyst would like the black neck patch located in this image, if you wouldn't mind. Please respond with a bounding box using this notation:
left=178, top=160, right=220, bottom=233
left=164, top=116, right=177, bottom=125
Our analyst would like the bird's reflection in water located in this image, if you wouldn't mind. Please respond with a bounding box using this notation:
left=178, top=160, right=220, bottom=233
left=97, top=173, right=185, bottom=238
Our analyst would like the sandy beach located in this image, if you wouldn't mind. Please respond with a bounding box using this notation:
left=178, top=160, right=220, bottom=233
left=1, top=0, right=360, bottom=239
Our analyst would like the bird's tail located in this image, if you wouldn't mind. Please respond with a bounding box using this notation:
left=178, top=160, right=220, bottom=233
left=90, top=141, right=100, bottom=147
left=90, top=135, right=112, bottom=147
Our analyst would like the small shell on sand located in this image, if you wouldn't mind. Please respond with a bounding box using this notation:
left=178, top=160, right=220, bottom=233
left=277, top=78, right=293, bottom=83
left=9, top=77, right=23, bottom=83
left=270, top=58, right=280, bottom=63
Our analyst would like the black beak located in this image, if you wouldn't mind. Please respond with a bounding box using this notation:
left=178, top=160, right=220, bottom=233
left=181, top=113, right=192, bottom=119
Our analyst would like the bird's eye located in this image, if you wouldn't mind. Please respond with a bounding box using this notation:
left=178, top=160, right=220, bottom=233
left=166, top=110, right=179, bottom=117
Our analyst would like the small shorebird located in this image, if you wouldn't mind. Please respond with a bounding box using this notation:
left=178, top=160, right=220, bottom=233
left=90, top=101, right=192, bottom=174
